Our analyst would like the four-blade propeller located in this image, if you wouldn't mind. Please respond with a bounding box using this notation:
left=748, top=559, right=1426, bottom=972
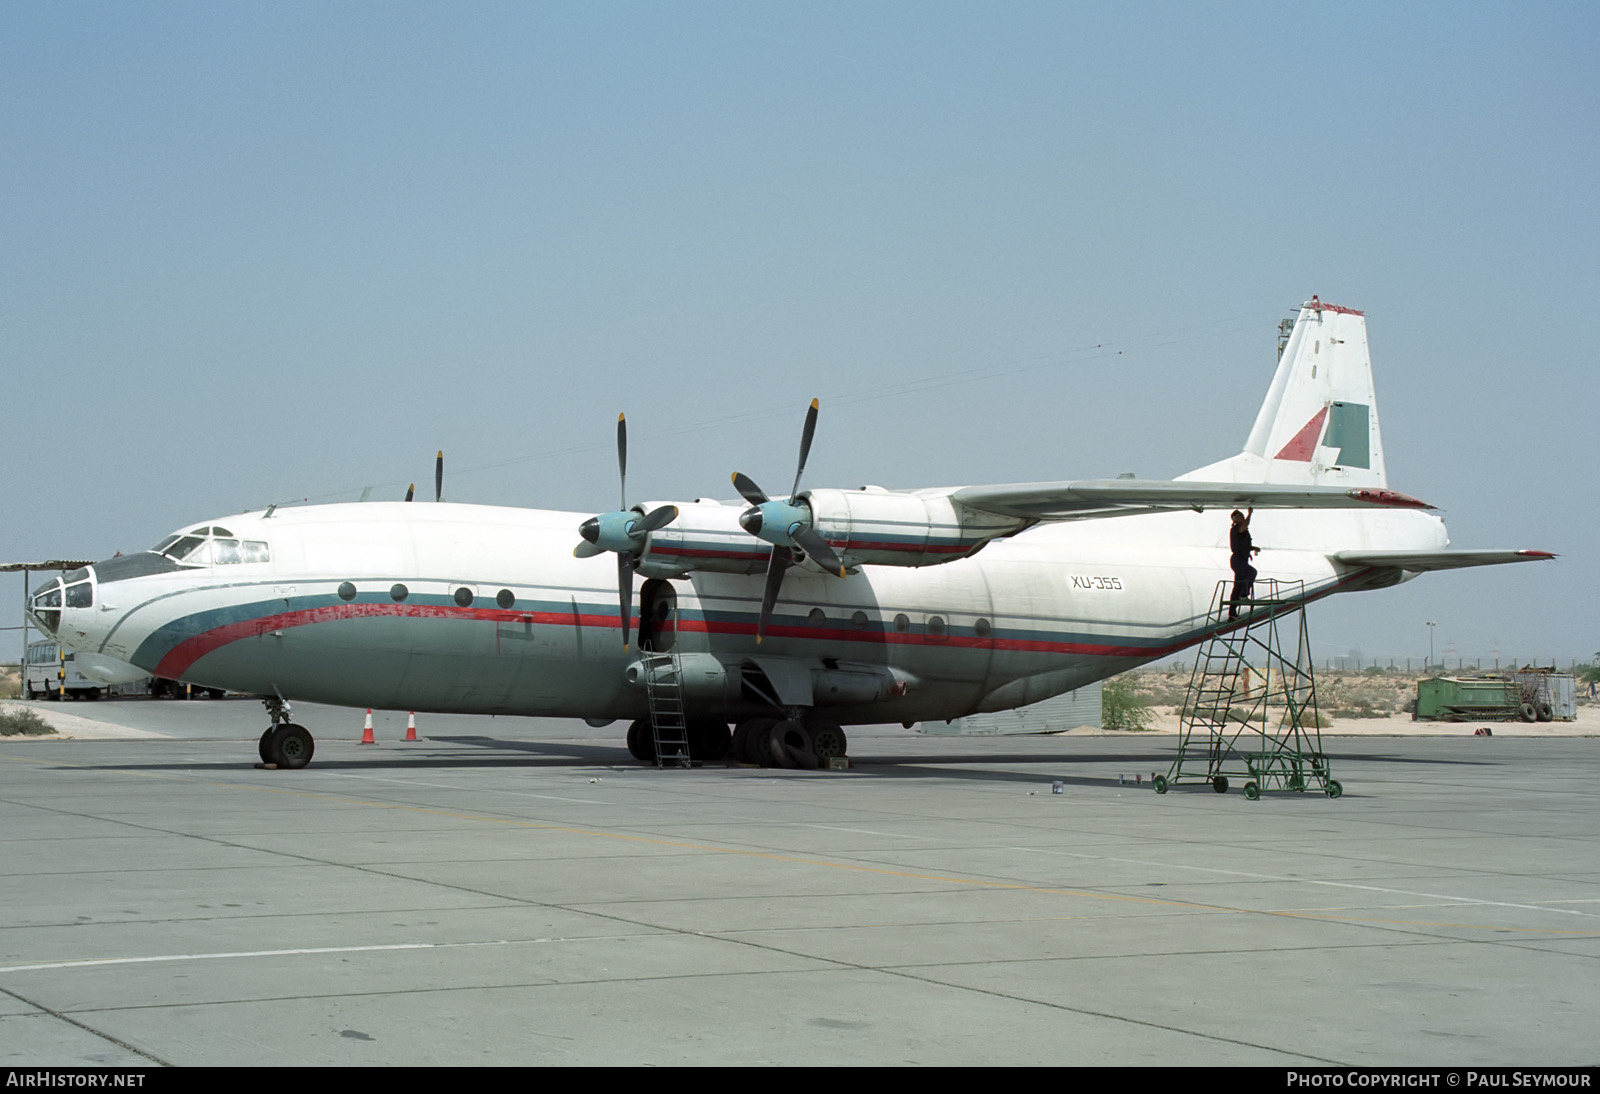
left=730, top=398, right=847, bottom=643
left=573, top=413, right=679, bottom=648
left=572, top=401, right=848, bottom=647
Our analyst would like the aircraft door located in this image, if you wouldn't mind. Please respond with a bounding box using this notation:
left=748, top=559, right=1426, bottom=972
left=637, top=578, right=678, bottom=652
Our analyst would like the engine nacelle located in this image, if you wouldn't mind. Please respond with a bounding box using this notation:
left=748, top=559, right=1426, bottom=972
left=634, top=500, right=770, bottom=579
left=801, top=487, right=1026, bottom=569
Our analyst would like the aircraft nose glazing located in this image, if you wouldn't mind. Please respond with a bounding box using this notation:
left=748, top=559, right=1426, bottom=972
left=28, top=568, right=96, bottom=637
left=28, top=578, right=64, bottom=635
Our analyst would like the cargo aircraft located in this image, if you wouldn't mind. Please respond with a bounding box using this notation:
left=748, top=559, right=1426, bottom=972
left=28, top=299, right=1551, bottom=769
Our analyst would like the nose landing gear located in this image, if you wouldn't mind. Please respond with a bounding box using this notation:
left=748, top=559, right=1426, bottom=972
left=258, top=697, right=315, bottom=769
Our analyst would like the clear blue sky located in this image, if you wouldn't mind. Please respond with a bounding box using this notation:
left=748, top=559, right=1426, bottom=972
left=3, top=2, right=1595, bottom=666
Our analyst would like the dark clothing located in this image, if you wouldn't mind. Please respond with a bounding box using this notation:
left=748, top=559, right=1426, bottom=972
left=1228, top=524, right=1256, bottom=615
left=1229, top=560, right=1257, bottom=605
left=1229, top=525, right=1253, bottom=567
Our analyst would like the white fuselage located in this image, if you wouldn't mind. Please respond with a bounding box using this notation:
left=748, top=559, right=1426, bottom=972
left=49, top=500, right=1446, bottom=724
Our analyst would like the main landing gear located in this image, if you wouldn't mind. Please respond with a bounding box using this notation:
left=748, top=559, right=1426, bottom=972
left=258, top=697, right=315, bottom=769
left=729, top=714, right=848, bottom=769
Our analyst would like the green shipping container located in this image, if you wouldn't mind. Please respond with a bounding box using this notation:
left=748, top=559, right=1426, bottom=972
left=1415, top=677, right=1522, bottom=721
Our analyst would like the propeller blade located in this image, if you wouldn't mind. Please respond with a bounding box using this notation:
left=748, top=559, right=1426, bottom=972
left=616, top=413, right=627, bottom=512
left=732, top=472, right=769, bottom=506
left=405, top=483, right=415, bottom=503
left=618, top=555, right=633, bottom=650
left=574, top=541, right=605, bottom=559
left=791, top=526, right=847, bottom=578
left=435, top=451, right=444, bottom=503
left=790, top=398, right=819, bottom=498
left=755, top=547, right=790, bottom=644
left=637, top=504, right=678, bottom=534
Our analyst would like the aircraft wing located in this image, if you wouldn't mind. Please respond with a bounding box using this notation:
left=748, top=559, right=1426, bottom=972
left=1331, top=549, right=1556, bottom=572
left=948, top=479, right=1431, bottom=522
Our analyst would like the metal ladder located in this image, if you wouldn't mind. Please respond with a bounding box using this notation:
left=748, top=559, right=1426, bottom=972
left=1158, top=579, right=1340, bottom=799
left=639, top=646, right=691, bottom=767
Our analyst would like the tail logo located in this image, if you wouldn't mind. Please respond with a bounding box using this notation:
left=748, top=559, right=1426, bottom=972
left=1274, top=402, right=1371, bottom=469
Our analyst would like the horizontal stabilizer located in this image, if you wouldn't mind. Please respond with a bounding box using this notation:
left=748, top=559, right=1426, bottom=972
left=950, top=479, right=1430, bottom=522
left=1332, top=549, right=1556, bottom=572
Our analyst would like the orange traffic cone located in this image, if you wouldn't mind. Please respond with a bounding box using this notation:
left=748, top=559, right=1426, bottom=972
left=404, top=712, right=417, bottom=742
left=360, top=709, right=376, bottom=745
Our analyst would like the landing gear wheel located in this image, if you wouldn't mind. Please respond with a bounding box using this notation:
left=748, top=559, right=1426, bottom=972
left=806, top=718, right=848, bottom=763
left=1211, top=776, right=1229, bottom=794
left=768, top=721, right=818, bottom=770
left=733, top=718, right=778, bottom=765
left=1153, top=775, right=1168, bottom=794
left=688, top=720, right=732, bottom=762
left=1243, top=781, right=1260, bottom=801
left=269, top=724, right=314, bottom=769
left=1326, top=780, right=1343, bottom=799
left=258, top=728, right=276, bottom=764
left=626, top=718, right=656, bottom=763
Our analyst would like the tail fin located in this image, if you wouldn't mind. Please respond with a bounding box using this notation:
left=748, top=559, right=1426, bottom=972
left=1181, top=298, right=1388, bottom=488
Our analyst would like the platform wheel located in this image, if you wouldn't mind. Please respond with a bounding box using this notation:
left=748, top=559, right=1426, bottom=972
left=1152, top=775, right=1168, bottom=794
left=1211, top=776, right=1228, bottom=794
left=1326, top=780, right=1343, bottom=799
left=1243, top=781, right=1260, bottom=801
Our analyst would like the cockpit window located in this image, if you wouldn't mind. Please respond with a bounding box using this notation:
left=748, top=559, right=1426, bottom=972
left=166, top=536, right=207, bottom=561
left=149, top=526, right=268, bottom=566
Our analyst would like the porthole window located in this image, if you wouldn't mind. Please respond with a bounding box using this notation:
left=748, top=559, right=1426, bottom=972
left=496, top=589, right=515, bottom=609
left=338, top=582, right=357, bottom=602
left=975, top=617, right=993, bottom=638
left=851, top=611, right=869, bottom=629
left=390, top=584, right=409, bottom=602
left=928, top=615, right=946, bottom=637
left=808, top=608, right=826, bottom=627
left=454, top=587, right=474, bottom=607
left=893, top=613, right=910, bottom=633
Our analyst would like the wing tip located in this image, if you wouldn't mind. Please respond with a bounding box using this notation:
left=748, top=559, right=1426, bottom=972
left=1346, top=488, right=1434, bottom=509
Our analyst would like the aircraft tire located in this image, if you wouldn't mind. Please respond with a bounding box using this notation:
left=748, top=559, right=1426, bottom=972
left=1536, top=701, right=1554, bottom=723
left=734, top=718, right=778, bottom=765
left=769, top=721, right=818, bottom=770
left=258, top=728, right=275, bottom=764
left=805, top=717, right=848, bottom=763
left=626, top=718, right=655, bottom=762
left=688, top=720, right=732, bottom=762
left=1519, top=701, right=1538, bottom=723
left=270, top=724, right=314, bottom=769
